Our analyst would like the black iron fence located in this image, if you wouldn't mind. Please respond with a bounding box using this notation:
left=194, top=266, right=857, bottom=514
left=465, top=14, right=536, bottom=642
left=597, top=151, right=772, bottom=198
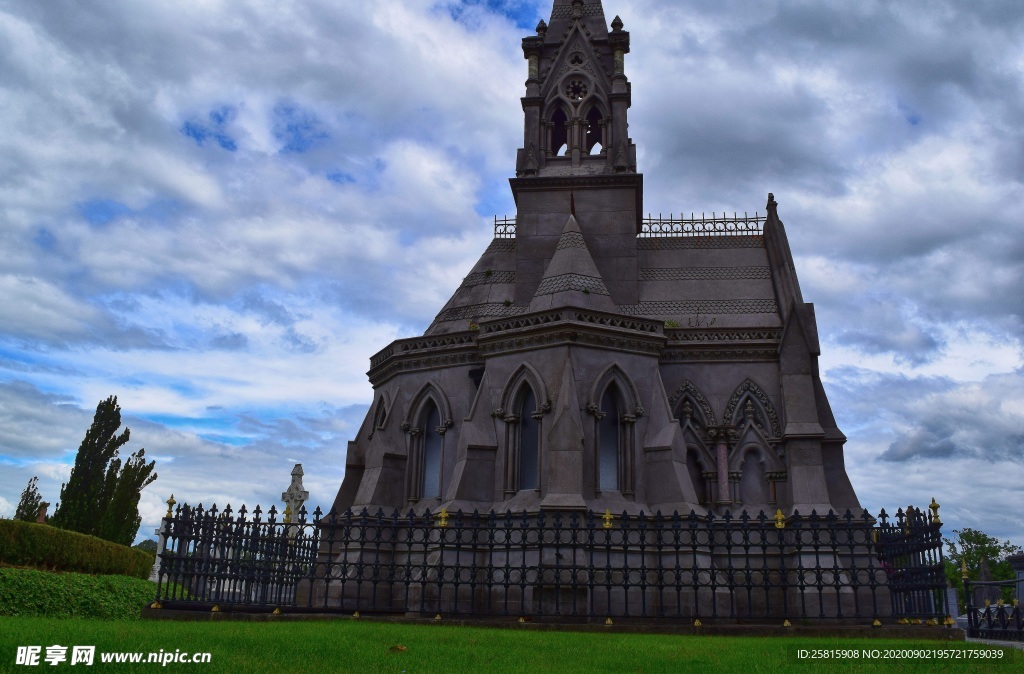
left=963, top=578, right=1023, bottom=642
left=154, top=504, right=948, bottom=623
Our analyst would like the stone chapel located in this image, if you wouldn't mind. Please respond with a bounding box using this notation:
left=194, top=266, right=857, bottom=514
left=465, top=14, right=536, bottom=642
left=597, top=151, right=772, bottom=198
left=330, top=0, right=861, bottom=519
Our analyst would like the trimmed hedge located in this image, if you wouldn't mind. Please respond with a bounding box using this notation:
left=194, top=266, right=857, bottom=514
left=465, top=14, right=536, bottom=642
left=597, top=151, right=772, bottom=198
left=0, top=567, right=156, bottom=620
left=0, top=519, right=152, bottom=578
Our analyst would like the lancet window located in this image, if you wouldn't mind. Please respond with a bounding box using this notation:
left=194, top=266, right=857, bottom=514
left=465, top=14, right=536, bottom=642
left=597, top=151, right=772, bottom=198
left=584, top=105, right=604, bottom=155
left=550, top=108, right=569, bottom=156
left=419, top=401, right=443, bottom=500
left=517, top=387, right=541, bottom=491
left=597, top=386, right=621, bottom=492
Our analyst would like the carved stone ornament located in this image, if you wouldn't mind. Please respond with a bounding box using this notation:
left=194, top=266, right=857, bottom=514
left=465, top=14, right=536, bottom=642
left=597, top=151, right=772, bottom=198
left=723, top=379, right=782, bottom=438
left=586, top=402, right=605, bottom=420
left=669, top=381, right=716, bottom=426
left=400, top=421, right=411, bottom=432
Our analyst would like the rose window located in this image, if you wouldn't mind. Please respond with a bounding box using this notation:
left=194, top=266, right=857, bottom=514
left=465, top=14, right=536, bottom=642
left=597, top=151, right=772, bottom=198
left=565, top=79, right=588, bottom=101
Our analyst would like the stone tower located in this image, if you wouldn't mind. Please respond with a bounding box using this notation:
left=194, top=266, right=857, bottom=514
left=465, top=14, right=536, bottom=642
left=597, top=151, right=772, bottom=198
left=331, top=0, right=860, bottom=518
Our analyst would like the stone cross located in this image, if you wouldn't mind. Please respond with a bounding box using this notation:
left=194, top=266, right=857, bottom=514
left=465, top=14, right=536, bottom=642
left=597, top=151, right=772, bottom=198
left=282, top=464, right=309, bottom=523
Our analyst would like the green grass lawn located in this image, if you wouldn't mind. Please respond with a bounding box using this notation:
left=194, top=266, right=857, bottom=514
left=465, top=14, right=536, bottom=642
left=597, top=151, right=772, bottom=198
left=2, top=617, right=1021, bottom=673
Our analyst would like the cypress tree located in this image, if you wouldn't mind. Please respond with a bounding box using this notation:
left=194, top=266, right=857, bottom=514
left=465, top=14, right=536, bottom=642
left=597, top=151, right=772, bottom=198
left=50, top=396, right=157, bottom=544
left=14, top=476, right=43, bottom=522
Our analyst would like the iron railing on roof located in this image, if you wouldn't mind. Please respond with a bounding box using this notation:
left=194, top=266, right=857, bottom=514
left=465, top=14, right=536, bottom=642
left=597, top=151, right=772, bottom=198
left=494, top=216, right=516, bottom=239
left=639, top=213, right=764, bottom=237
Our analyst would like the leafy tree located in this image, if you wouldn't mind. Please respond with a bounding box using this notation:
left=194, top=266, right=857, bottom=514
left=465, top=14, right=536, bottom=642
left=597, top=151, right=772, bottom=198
left=50, top=396, right=157, bottom=546
left=14, top=476, right=43, bottom=522
left=943, top=527, right=1021, bottom=609
left=133, top=539, right=158, bottom=554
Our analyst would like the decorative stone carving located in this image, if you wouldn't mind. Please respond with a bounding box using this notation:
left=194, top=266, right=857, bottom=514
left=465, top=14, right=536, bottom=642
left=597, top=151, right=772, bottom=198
left=619, top=299, right=778, bottom=316
left=723, top=379, right=782, bottom=438
left=640, top=267, right=771, bottom=281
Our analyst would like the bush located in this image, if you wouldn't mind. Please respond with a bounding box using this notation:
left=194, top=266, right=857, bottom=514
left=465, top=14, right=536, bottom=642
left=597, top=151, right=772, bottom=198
left=0, top=567, right=156, bottom=620
left=0, top=519, right=152, bottom=578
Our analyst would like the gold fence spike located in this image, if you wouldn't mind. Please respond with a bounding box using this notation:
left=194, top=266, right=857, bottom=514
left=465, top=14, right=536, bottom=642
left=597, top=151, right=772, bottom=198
left=872, top=619, right=881, bottom=627
left=436, top=508, right=449, bottom=528
left=605, top=617, right=613, bottom=625
left=782, top=619, right=792, bottom=627
left=602, top=509, right=614, bottom=529
left=150, top=601, right=162, bottom=610
left=211, top=605, right=220, bottom=613
left=693, top=619, right=702, bottom=627
left=353, top=611, right=360, bottom=618
left=928, top=497, right=941, bottom=524
left=434, top=613, right=442, bottom=620
left=774, top=509, right=786, bottom=529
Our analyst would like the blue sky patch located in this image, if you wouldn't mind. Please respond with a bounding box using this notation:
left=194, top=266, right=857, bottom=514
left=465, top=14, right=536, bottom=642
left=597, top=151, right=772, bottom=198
left=33, top=227, right=57, bottom=250
left=444, top=0, right=541, bottom=30
left=273, top=101, right=329, bottom=154
left=78, top=199, right=133, bottom=225
left=181, top=105, right=238, bottom=151
left=326, top=170, right=356, bottom=184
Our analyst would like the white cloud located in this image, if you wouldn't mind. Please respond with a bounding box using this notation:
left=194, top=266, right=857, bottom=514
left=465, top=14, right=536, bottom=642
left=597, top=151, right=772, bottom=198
left=1, top=0, right=1023, bottom=545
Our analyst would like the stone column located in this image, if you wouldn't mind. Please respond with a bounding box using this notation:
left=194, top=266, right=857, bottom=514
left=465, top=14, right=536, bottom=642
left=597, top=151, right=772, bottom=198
left=709, top=427, right=734, bottom=506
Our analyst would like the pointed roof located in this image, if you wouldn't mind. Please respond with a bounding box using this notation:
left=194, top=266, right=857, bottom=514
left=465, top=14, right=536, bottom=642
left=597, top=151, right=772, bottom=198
left=529, top=212, right=615, bottom=312
left=544, top=0, right=609, bottom=43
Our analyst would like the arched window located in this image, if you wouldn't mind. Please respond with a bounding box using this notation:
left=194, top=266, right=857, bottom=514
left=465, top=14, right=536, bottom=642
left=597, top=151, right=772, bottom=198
left=420, top=401, right=443, bottom=499
left=518, top=387, right=540, bottom=490
left=584, top=106, right=603, bottom=155
left=597, top=386, right=620, bottom=492
left=551, top=108, right=568, bottom=156
left=373, top=398, right=387, bottom=430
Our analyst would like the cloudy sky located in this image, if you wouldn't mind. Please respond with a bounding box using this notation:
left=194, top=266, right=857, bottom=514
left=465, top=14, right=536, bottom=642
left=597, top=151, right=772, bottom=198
left=1, top=0, right=1021, bottom=546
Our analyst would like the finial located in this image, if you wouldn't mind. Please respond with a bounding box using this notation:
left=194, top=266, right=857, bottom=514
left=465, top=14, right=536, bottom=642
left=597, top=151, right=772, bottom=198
left=929, top=497, right=941, bottom=524
left=961, top=558, right=968, bottom=579
left=536, top=19, right=547, bottom=37
left=165, top=494, right=176, bottom=517
left=602, top=509, right=614, bottom=529
left=611, top=15, right=623, bottom=32
left=774, top=509, right=786, bottom=529
left=435, top=507, right=449, bottom=528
